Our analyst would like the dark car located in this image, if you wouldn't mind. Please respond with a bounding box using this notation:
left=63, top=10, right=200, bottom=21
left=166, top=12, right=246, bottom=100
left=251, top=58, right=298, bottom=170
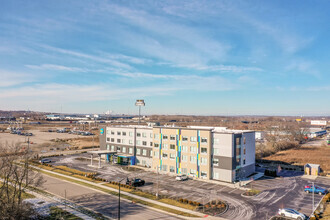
left=126, top=178, right=145, bottom=187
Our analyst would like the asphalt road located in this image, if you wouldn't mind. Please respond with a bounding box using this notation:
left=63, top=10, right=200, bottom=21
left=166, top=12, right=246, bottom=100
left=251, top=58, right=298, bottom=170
left=40, top=173, right=181, bottom=220
left=49, top=154, right=330, bottom=220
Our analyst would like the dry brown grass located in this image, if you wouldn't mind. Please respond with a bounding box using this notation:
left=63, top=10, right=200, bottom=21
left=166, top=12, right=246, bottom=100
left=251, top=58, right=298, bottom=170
left=264, top=145, right=330, bottom=173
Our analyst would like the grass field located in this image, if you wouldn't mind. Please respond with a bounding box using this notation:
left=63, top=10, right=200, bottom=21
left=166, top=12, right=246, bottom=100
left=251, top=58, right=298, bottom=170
left=264, top=144, right=330, bottom=173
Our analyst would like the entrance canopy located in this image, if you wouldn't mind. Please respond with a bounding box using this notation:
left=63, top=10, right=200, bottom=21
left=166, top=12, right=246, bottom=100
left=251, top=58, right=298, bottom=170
left=87, top=150, right=116, bottom=155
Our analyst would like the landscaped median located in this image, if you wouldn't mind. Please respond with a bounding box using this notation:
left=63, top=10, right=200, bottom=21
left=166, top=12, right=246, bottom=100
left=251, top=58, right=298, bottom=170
left=29, top=161, right=205, bottom=218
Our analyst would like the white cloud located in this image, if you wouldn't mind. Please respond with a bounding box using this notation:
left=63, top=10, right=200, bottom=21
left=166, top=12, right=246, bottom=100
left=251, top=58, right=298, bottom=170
left=25, top=64, right=87, bottom=72
left=0, top=70, right=35, bottom=87
left=41, top=45, right=132, bottom=70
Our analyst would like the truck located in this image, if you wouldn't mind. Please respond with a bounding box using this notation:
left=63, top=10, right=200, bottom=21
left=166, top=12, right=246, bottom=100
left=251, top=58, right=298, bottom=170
left=304, top=185, right=327, bottom=195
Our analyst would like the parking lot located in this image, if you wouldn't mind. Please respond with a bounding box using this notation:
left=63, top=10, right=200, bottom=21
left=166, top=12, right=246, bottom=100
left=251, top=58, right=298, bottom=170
left=48, top=154, right=330, bottom=220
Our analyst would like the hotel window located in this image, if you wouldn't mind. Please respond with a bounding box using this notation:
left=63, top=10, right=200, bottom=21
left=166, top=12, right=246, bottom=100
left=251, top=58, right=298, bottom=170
left=111, top=145, right=115, bottom=151
left=154, top=134, right=159, bottom=139
left=154, top=151, right=159, bottom=157
left=122, top=139, right=126, bottom=144
left=201, top=137, right=208, bottom=143
left=142, top=132, right=146, bottom=137
left=213, top=171, right=219, bottom=179
left=182, top=155, right=187, bottom=162
left=170, top=135, right=176, bottom=141
left=243, top=158, right=246, bottom=165
left=142, top=160, right=146, bottom=165
left=137, top=133, right=141, bottom=137
left=122, top=132, right=126, bottom=136
left=236, top=137, right=241, bottom=145
left=170, top=144, right=175, bottom=150
left=122, top=147, right=126, bottom=153
left=142, top=149, right=147, bottom=156
left=107, top=138, right=110, bottom=142
left=201, top=147, right=207, bottom=154
left=190, top=146, right=196, bottom=153
left=190, top=136, right=197, bottom=142
left=150, top=142, right=153, bottom=147
left=182, top=136, right=188, bottom=141
left=137, top=148, right=141, bottom=155
left=150, top=133, right=153, bottom=138
left=117, top=139, right=121, bottom=143
left=162, top=165, right=167, bottom=171
left=111, top=138, right=114, bottom=142
left=117, top=146, right=121, bottom=152
left=243, top=147, right=246, bottom=154
left=106, top=130, right=110, bottom=135
left=129, top=139, right=133, bottom=145
left=150, top=150, right=152, bottom=156
left=213, top=148, right=220, bottom=155
left=213, top=158, right=219, bottom=166
left=214, top=138, right=219, bottom=144
left=136, top=140, right=141, bottom=145
left=244, top=137, right=246, bottom=144
left=154, top=143, right=159, bottom=148
left=190, top=156, right=196, bottom=163
left=170, top=153, right=176, bottom=159
left=182, top=145, right=188, bottom=152
left=163, top=135, right=168, bottom=140
left=170, top=166, right=175, bottom=173
left=201, top=171, right=207, bottom=177
left=142, top=141, right=147, bottom=146
left=162, top=153, right=168, bottom=158
left=111, top=131, right=115, bottom=135
left=163, top=144, right=168, bottom=150
left=201, top=157, right=207, bottom=165
left=190, top=169, right=196, bottom=175
left=117, top=131, right=121, bottom=135
left=129, top=132, right=133, bottom=137
left=106, top=144, right=110, bottom=150
left=129, top=148, right=133, bottom=154
left=181, top=168, right=187, bottom=174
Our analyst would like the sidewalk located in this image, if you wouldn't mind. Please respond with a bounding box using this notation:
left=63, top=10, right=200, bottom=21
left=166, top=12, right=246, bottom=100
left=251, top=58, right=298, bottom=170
left=32, top=165, right=227, bottom=219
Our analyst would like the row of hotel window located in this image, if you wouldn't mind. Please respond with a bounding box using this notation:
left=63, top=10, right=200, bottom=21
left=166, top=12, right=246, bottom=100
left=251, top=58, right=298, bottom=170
left=107, top=138, right=153, bottom=146
left=106, top=130, right=209, bottom=143
left=157, top=153, right=209, bottom=164
left=107, top=130, right=153, bottom=138
left=160, top=165, right=208, bottom=177
left=106, top=145, right=150, bottom=156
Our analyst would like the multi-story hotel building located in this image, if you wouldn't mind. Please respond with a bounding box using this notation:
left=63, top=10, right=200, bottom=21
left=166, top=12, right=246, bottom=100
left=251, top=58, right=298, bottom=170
left=99, top=125, right=255, bottom=183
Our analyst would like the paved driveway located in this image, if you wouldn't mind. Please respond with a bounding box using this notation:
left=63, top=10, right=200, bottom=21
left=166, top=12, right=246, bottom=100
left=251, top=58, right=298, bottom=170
left=50, top=154, right=330, bottom=220
left=40, top=173, right=180, bottom=220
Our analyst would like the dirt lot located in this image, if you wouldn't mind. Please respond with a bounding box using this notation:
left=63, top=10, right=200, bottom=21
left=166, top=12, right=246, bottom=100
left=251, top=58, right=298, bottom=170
left=0, top=130, right=98, bottom=153
left=264, top=144, right=330, bottom=173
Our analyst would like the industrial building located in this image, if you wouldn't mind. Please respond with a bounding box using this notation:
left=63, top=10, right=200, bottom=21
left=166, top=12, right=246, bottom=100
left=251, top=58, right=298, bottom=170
left=99, top=125, right=255, bottom=183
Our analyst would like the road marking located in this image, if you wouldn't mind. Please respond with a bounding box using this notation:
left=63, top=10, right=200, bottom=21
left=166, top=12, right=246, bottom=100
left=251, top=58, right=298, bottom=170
left=228, top=188, right=237, bottom=194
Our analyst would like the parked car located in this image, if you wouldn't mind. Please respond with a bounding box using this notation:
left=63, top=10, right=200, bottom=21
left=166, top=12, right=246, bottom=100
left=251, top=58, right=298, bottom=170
left=304, top=185, right=327, bottom=195
left=126, top=178, right=145, bottom=187
left=278, top=208, right=307, bottom=220
left=39, top=158, right=52, bottom=164
left=176, top=175, right=188, bottom=181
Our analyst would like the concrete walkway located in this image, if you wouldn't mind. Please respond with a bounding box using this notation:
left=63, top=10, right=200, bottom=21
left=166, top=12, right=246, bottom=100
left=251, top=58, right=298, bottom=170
left=32, top=165, right=226, bottom=219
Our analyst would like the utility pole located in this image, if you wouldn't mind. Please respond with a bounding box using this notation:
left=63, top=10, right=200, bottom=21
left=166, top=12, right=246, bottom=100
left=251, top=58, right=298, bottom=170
left=118, top=178, right=125, bottom=220
left=25, top=137, right=30, bottom=186
left=156, top=165, right=159, bottom=199
left=312, top=182, right=315, bottom=214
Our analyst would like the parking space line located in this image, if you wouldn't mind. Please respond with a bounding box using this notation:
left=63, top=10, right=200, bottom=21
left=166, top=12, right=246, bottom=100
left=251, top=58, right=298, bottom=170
left=228, top=188, right=237, bottom=194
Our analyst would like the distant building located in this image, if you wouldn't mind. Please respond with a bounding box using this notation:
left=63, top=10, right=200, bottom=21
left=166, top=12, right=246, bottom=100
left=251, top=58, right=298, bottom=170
left=304, top=164, right=320, bottom=176
left=99, top=125, right=256, bottom=183
left=311, top=120, right=327, bottom=126
left=255, top=131, right=265, bottom=141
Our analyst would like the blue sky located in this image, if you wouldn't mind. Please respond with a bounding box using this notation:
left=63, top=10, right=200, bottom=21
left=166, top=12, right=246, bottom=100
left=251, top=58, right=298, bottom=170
left=0, top=0, right=329, bottom=115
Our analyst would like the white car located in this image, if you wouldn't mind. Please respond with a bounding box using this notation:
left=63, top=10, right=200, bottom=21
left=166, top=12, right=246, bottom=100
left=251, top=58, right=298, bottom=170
left=176, top=175, right=188, bottom=181
left=278, top=208, right=306, bottom=220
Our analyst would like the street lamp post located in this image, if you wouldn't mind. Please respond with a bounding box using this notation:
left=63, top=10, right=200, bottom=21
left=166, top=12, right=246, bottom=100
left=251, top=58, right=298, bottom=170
left=118, top=178, right=126, bottom=220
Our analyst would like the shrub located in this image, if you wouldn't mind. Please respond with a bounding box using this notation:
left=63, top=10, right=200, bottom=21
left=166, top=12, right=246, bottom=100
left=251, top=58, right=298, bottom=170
left=179, top=198, right=183, bottom=203
left=183, top=199, right=188, bottom=204
left=188, top=200, right=193, bottom=205
left=204, top=204, right=209, bottom=209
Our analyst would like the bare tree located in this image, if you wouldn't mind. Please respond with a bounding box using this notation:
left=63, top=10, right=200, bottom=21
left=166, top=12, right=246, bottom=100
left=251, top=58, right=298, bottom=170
left=0, top=143, right=43, bottom=219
